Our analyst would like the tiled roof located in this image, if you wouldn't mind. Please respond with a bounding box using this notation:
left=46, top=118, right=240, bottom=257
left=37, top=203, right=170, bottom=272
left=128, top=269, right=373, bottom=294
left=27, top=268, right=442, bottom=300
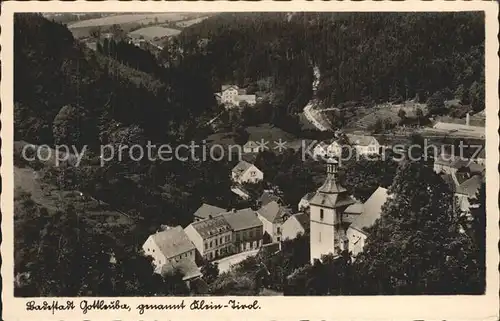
left=232, top=160, right=254, bottom=174
left=191, top=216, right=232, bottom=238
left=222, top=208, right=262, bottom=231
left=259, top=191, right=281, bottom=206
left=293, top=212, right=310, bottom=231
left=345, top=134, right=377, bottom=146
left=301, top=192, right=316, bottom=202
left=456, top=175, right=483, bottom=197
left=258, top=201, right=290, bottom=223
left=193, top=203, right=226, bottom=220
left=151, top=226, right=196, bottom=259
left=309, top=192, right=356, bottom=209
left=349, top=187, right=389, bottom=234
left=345, top=202, right=364, bottom=214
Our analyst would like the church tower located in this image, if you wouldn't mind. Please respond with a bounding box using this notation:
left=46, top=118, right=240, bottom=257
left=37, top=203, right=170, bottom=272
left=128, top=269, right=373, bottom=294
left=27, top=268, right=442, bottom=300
left=309, top=159, right=355, bottom=264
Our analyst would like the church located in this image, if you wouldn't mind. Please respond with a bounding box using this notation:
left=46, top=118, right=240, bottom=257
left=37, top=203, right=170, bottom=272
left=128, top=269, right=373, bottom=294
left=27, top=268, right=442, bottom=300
left=308, top=159, right=358, bottom=263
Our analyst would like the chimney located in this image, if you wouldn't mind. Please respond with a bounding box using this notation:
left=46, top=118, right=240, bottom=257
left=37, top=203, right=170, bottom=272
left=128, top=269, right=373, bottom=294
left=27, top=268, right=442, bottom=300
left=466, top=113, right=470, bottom=126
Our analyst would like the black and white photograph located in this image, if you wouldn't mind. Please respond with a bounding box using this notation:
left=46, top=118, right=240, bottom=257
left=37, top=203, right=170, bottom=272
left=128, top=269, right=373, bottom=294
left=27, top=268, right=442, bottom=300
left=1, top=1, right=499, bottom=320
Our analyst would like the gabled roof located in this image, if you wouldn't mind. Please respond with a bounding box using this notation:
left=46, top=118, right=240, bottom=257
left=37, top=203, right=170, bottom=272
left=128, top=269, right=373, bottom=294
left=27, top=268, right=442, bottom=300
left=232, top=160, right=255, bottom=175
left=193, top=203, right=226, bottom=220
left=222, top=208, right=262, bottom=231
left=150, top=226, right=196, bottom=259
left=349, top=187, right=389, bottom=234
left=222, top=85, right=239, bottom=91
left=258, top=201, right=290, bottom=223
left=244, top=141, right=259, bottom=148
left=456, top=175, right=483, bottom=197
left=191, top=216, right=232, bottom=238
left=345, top=134, right=378, bottom=146
left=260, top=191, right=282, bottom=206
left=344, top=202, right=364, bottom=215
left=301, top=192, right=315, bottom=202
left=292, top=212, right=310, bottom=231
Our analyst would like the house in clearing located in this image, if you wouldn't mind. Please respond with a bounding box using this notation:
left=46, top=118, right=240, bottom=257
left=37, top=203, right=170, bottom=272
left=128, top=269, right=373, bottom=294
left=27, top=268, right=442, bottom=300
left=455, top=174, right=483, bottom=214
left=142, top=226, right=198, bottom=274
left=231, top=160, right=263, bottom=184
left=298, top=192, right=315, bottom=211
left=215, top=85, right=257, bottom=109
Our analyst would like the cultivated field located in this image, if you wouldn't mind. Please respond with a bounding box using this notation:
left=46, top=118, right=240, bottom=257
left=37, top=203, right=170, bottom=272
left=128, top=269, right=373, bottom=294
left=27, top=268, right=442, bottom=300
left=128, top=26, right=181, bottom=40
left=68, top=13, right=188, bottom=29
left=175, top=16, right=210, bottom=28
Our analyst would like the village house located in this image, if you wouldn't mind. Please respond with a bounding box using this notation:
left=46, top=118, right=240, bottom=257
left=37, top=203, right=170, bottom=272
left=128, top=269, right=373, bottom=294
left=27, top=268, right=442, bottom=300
left=215, top=85, right=257, bottom=108
left=282, top=212, right=310, bottom=240
left=160, top=258, right=203, bottom=288
left=345, top=134, right=380, bottom=156
left=221, top=208, right=263, bottom=253
left=433, top=153, right=471, bottom=183
left=344, top=187, right=390, bottom=257
left=184, top=216, right=233, bottom=261
left=455, top=175, right=483, bottom=214
left=243, top=141, right=263, bottom=153
left=258, top=189, right=283, bottom=207
left=231, top=160, right=264, bottom=184
left=257, top=201, right=291, bottom=243
left=142, top=226, right=198, bottom=274
left=193, top=203, right=226, bottom=221
left=308, top=159, right=357, bottom=263
left=298, top=192, right=315, bottom=211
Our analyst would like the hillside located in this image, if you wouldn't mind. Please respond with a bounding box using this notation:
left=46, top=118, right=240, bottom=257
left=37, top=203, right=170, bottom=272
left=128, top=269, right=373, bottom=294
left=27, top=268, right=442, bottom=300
left=173, top=12, right=485, bottom=117
left=14, top=13, right=216, bottom=148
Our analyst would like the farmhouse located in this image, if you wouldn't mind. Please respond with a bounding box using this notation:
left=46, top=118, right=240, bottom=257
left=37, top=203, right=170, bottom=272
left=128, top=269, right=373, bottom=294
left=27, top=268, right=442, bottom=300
left=215, top=85, right=257, bottom=108
left=231, top=161, right=263, bottom=184
left=345, top=134, right=380, bottom=156
left=243, top=140, right=263, bottom=153
left=142, top=226, right=197, bottom=274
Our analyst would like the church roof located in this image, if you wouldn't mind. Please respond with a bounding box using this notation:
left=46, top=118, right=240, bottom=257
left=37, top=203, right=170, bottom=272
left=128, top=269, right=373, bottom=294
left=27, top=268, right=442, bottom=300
left=349, top=187, right=389, bottom=234
left=309, top=191, right=356, bottom=209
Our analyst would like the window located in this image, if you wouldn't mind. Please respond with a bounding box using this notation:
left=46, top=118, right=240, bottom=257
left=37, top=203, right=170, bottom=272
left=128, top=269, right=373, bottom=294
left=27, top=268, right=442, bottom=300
left=277, top=227, right=281, bottom=234
left=215, top=239, right=218, bottom=246
left=204, top=243, right=208, bottom=250
left=220, top=237, right=223, bottom=244
left=249, top=230, right=253, bottom=238
left=320, top=209, right=324, bottom=220
left=250, top=171, right=256, bottom=177
left=277, top=237, right=281, bottom=242
left=210, top=241, right=213, bottom=248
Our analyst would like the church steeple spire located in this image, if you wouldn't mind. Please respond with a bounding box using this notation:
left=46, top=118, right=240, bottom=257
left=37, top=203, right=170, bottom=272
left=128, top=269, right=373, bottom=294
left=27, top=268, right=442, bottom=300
left=317, top=158, right=345, bottom=194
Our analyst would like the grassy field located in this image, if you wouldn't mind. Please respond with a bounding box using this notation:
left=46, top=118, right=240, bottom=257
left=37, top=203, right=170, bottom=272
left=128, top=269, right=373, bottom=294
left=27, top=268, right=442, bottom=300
left=175, top=16, right=210, bottom=28
left=68, top=13, right=188, bottom=29
left=128, top=26, right=181, bottom=40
